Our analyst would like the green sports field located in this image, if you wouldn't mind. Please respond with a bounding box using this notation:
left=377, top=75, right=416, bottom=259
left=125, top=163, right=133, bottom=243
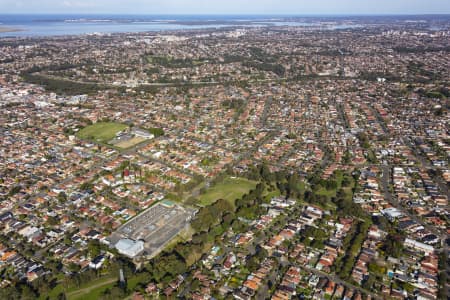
left=197, top=177, right=258, bottom=207
left=76, top=122, right=128, bottom=143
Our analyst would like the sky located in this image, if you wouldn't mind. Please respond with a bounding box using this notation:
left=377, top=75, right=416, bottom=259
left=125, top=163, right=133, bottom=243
left=0, top=0, right=449, bottom=15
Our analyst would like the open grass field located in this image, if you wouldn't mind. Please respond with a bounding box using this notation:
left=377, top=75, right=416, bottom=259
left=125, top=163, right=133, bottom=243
left=43, top=270, right=150, bottom=300
left=67, top=277, right=117, bottom=300
left=76, top=122, right=128, bottom=143
left=115, top=136, right=146, bottom=149
left=40, top=275, right=117, bottom=300
left=67, top=272, right=149, bottom=300
left=197, top=177, right=258, bottom=207
left=315, top=187, right=337, bottom=198
left=263, top=188, right=281, bottom=201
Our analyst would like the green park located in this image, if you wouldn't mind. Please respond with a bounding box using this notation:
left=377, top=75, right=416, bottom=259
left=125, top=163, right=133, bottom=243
left=76, top=122, right=128, bottom=144
left=195, top=176, right=258, bottom=207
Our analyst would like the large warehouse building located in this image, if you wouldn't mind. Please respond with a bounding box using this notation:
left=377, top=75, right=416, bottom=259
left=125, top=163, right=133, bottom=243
left=115, top=238, right=144, bottom=258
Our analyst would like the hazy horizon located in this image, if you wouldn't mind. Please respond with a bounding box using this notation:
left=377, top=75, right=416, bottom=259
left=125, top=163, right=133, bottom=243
left=2, top=13, right=450, bottom=16
left=1, top=0, right=450, bottom=15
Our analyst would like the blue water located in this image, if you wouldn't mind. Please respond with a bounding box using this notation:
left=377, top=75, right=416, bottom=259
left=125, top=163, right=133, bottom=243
left=0, top=15, right=244, bottom=37
left=0, top=14, right=362, bottom=37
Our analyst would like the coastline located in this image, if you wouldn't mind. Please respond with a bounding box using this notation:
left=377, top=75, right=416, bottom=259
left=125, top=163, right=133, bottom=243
left=0, top=26, right=23, bottom=33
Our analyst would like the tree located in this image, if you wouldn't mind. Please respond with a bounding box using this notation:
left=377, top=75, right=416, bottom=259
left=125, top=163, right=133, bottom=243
left=33, top=275, right=54, bottom=296
left=148, top=127, right=164, bottom=137
left=80, top=182, right=93, bottom=191
left=0, top=286, right=22, bottom=300
left=260, top=164, right=274, bottom=182
left=357, top=132, right=370, bottom=149
left=67, top=262, right=81, bottom=273
left=87, top=239, right=102, bottom=258
left=8, top=185, right=21, bottom=196
left=382, top=233, right=404, bottom=258
left=151, top=253, right=187, bottom=281
left=362, top=274, right=376, bottom=290
left=57, top=192, right=67, bottom=203
left=20, top=284, right=38, bottom=300
left=368, top=262, right=386, bottom=275
left=45, top=259, right=62, bottom=273
left=100, top=286, right=127, bottom=300
left=46, top=216, right=59, bottom=226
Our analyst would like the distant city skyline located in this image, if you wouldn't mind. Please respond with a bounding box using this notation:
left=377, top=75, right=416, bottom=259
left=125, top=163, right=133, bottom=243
left=0, top=0, right=450, bottom=15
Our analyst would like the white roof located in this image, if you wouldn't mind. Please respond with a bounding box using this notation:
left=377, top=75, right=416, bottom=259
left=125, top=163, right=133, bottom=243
left=381, top=207, right=403, bottom=218
left=115, top=239, right=144, bottom=257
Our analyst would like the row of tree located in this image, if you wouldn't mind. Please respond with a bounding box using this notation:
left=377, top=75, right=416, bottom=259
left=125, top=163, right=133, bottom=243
left=145, top=171, right=275, bottom=285
left=21, top=73, right=105, bottom=95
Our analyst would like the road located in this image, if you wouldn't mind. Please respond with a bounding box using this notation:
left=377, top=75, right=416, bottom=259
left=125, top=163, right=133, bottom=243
left=380, top=163, right=449, bottom=298
left=299, top=264, right=383, bottom=300
left=36, top=73, right=289, bottom=89
left=380, top=164, right=446, bottom=236
left=402, top=137, right=449, bottom=198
